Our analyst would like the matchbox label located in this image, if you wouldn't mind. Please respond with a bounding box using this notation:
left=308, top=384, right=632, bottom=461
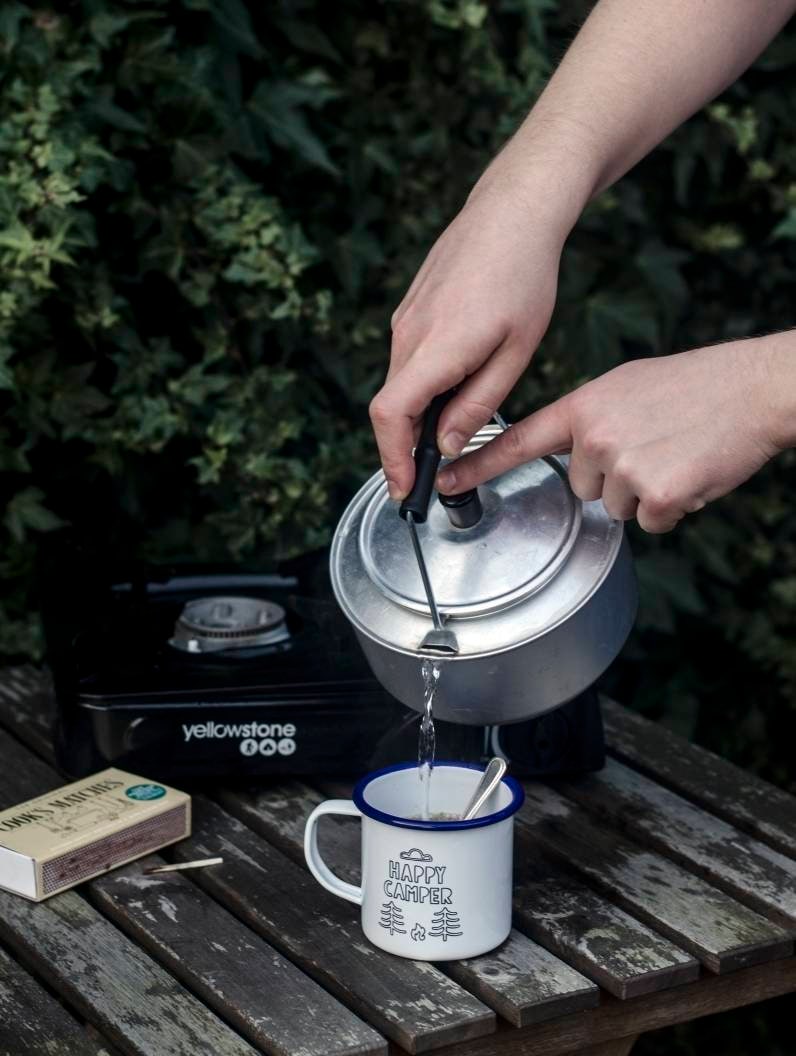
left=181, top=720, right=297, bottom=758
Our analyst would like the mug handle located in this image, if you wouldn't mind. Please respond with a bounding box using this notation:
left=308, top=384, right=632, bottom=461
left=304, top=800, right=363, bottom=906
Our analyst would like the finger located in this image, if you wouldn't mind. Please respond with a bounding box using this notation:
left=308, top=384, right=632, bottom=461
left=601, top=473, right=640, bottom=521
left=568, top=444, right=604, bottom=503
left=436, top=397, right=572, bottom=493
left=636, top=501, right=683, bottom=534
left=370, top=352, right=468, bottom=500
left=436, top=341, right=530, bottom=458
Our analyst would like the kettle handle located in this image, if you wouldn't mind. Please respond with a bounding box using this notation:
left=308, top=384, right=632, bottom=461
left=398, top=389, right=456, bottom=523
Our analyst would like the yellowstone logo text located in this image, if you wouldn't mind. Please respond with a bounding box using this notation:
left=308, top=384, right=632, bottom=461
left=181, top=720, right=297, bottom=758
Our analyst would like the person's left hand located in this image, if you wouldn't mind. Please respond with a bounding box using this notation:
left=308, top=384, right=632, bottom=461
left=436, top=339, right=788, bottom=533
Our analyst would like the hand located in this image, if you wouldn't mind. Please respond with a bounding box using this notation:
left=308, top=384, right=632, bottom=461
left=437, top=340, right=788, bottom=533
left=369, top=171, right=573, bottom=500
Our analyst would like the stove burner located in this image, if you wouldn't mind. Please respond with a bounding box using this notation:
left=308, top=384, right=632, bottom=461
left=169, top=596, right=290, bottom=654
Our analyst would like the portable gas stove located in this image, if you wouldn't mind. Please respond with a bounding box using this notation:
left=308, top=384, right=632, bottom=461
left=44, top=548, right=605, bottom=782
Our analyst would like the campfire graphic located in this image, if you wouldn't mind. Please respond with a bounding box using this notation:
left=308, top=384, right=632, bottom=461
left=411, top=923, right=426, bottom=942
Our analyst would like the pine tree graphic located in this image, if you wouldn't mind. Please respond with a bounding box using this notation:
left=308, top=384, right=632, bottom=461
left=429, top=907, right=463, bottom=941
left=379, top=901, right=406, bottom=935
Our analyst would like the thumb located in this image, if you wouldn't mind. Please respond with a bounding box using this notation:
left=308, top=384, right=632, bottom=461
left=436, top=396, right=573, bottom=493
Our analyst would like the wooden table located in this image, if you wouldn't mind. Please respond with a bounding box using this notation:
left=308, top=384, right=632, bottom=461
left=0, top=667, right=794, bottom=1056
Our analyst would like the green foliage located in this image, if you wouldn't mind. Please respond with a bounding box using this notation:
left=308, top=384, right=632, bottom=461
left=1, top=1, right=796, bottom=805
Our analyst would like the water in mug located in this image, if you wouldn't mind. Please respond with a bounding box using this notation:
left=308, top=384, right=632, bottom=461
left=418, top=659, right=442, bottom=820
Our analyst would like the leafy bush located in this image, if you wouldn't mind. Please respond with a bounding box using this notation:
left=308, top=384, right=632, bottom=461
left=2, top=0, right=796, bottom=795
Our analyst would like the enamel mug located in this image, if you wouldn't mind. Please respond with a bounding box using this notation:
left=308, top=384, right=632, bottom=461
left=303, top=761, right=524, bottom=960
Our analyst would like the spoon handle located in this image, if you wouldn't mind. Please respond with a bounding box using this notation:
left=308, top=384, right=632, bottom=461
left=462, top=757, right=507, bottom=820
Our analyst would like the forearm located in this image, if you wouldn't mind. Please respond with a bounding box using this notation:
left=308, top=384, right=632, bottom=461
left=758, top=330, right=796, bottom=452
left=474, top=0, right=796, bottom=232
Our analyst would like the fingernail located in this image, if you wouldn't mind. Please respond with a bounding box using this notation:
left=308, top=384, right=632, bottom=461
left=439, top=432, right=466, bottom=458
left=387, top=479, right=406, bottom=501
left=437, top=468, right=456, bottom=492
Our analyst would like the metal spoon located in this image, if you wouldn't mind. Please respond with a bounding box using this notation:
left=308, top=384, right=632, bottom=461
left=461, top=757, right=507, bottom=820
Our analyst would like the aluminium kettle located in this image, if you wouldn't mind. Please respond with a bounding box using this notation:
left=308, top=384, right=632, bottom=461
left=330, top=396, right=636, bottom=725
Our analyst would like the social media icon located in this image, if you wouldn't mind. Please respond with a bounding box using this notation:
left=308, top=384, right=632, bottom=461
left=240, top=738, right=258, bottom=756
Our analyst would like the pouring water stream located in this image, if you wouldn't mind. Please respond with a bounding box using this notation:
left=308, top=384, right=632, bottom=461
left=418, top=658, right=441, bottom=820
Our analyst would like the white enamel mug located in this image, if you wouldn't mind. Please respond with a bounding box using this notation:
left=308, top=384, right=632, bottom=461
left=303, top=761, right=524, bottom=960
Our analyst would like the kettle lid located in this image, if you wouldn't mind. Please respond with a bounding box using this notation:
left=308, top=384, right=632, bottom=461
left=359, top=437, right=581, bottom=617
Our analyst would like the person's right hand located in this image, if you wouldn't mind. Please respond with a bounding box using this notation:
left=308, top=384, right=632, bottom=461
left=369, top=174, right=571, bottom=500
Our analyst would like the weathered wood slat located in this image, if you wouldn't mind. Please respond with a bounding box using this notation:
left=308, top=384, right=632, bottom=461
left=554, top=758, right=796, bottom=929
left=512, top=839, right=699, bottom=1000
left=177, top=796, right=495, bottom=1054
left=0, top=665, right=57, bottom=763
left=0, top=888, right=259, bottom=1056
left=446, top=932, right=598, bottom=1028
left=517, top=783, right=793, bottom=973
left=219, top=780, right=601, bottom=1024
left=221, top=781, right=697, bottom=1003
left=216, top=780, right=327, bottom=863
left=0, top=943, right=112, bottom=1056
left=92, top=855, right=387, bottom=1056
left=602, top=699, right=796, bottom=860
left=420, top=955, right=796, bottom=1056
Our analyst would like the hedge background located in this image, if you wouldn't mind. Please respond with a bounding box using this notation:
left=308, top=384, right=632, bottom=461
left=0, top=2, right=795, bottom=1049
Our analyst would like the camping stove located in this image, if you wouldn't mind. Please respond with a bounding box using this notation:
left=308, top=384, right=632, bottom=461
left=44, top=549, right=605, bottom=782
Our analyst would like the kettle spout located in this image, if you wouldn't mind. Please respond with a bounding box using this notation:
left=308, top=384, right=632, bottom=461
left=418, top=627, right=459, bottom=656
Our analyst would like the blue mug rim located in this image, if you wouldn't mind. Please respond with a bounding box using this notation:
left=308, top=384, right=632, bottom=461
left=352, top=760, right=525, bottom=831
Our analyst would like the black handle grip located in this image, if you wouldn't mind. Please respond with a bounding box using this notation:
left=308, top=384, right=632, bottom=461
left=399, top=389, right=455, bottom=523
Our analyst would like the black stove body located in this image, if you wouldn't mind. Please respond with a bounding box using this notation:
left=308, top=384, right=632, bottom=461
left=45, top=550, right=605, bottom=782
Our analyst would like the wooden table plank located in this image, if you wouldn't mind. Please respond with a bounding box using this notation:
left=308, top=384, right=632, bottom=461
left=177, top=796, right=495, bottom=1054
left=0, top=730, right=289, bottom=1056
left=228, top=778, right=699, bottom=1002
left=0, top=665, right=57, bottom=763
left=0, top=887, right=260, bottom=1056
left=414, top=955, right=796, bottom=1056
left=92, top=854, right=387, bottom=1056
left=447, top=932, right=599, bottom=1028
left=602, top=699, right=796, bottom=860
left=517, top=783, right=793, bottom=973
left=218, top=781, right=601, bottom=1024
left=513, top=839, right=699, bottom=999
left=0, top=943, right=113, bottom=1056
left=554, top=758, right=796, bottom=929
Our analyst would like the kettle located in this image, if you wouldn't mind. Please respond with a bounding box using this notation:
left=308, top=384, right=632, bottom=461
left=330, top=396, right=637, bottom=725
